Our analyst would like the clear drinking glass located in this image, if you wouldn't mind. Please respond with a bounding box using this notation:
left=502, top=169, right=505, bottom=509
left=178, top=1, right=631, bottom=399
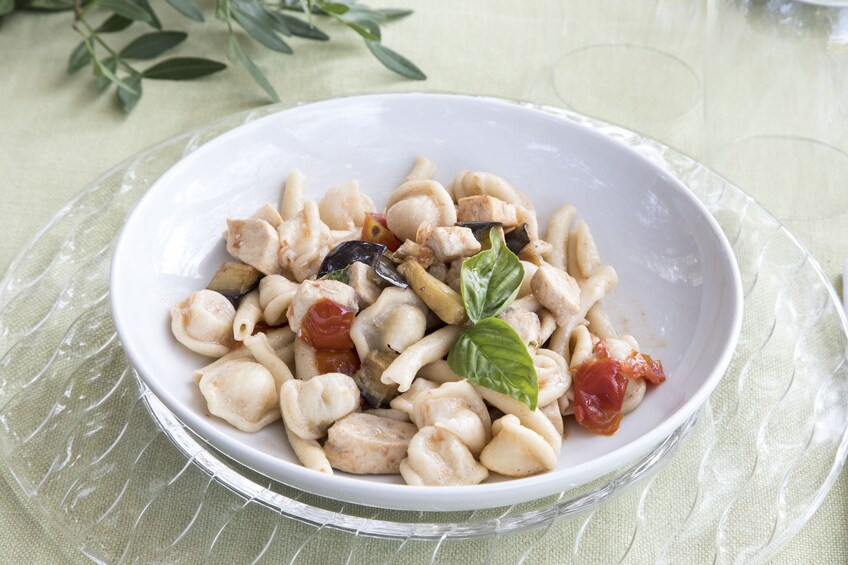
left=551, top=1, right=707, bottom=155
left=704, top=0, right=848, bottom=226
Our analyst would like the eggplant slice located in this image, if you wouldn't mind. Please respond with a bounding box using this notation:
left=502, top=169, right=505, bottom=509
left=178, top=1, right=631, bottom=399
left=207, top=262, right=262, bottom=304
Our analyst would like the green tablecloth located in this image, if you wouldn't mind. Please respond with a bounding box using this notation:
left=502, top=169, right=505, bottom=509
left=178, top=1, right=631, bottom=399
left=1, top=2, right=846, bottom=563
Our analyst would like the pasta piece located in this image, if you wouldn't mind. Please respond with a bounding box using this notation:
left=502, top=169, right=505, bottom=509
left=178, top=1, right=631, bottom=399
left=293, top=339, right=320, bottom=380
left=278, top=200, right=334, bottom=282
left=540, top=401, right=564, bottom=438
left=318, top=180, right=375, bottom=230
left=252, top=203, right=283, bottom=228
left=347, top=262, right=382, bottom=308
left=586, top=302, right=617, bottom=339
left=226, top=218, right=281, bottom=276
left=538, top=309, right=557, bottom=345
left=518, top=260, right=538, bottom=297
left=193, top=347, right=253, bottom=384
left=258, top=275, right=299, bottom=326
left=389, top=378, right=439, bottom=416
left=451, top=171, right=538, bottom=239
left=286, top=279, right=358, bottom=335
left=385, top=179, right=457, bottom=242
left=576, top=266, right=618, bottom=327
left=380, top=326, right=462, bottom=392
left=324, top=413, right=418, bottom=474
left=243, top=332, right=294, bottom=389
left=499, top=307, right=541, bottom=350
left=399, top=427, right=489, bottom=486
left=171, top=289, right=236, bottom=358
left=350, top=288, right=428, bottom=361
left=233, top=289, right=262, bottom=341
left=411, top=381, right=492, bottom=457
left=280, top=168, right=305, bottom=220
left=622, top=378, right=647, bottom=415
left=286, top=427, right=332, bottom=474
left=479, top=415, right=558, bottom=477
left=364, top=408, right=411, bottom=422
left=405, top=156, right=436, bottom=181
left=198, top=359, right=280, bottom=432
left=475, top=387, right=562, bottom=456
left=535, top=349, right=571, bottom=407
left=569, top=325, right=595, bottom=368
left=279, top=373, right=360, bottom=440
left=542, top=204, right=576, bottom=271
left=573, top=219, right=601, bottom=279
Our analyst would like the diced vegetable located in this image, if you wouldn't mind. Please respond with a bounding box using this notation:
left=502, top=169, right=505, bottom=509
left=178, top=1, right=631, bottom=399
left=361, top=212, right=402, bottom=251
left=299, top=298, right=356, bottom=350
left=206, top=262, right=262, bottom=304
left=314, top=349, right=361, bottom=376
left=504, top=223, right=531, bottom=255
left=397, top=260, right=467, bottom=325
left=318, top=240, right=386, bottom=278
left=371, top=254, right=408, bottom=288
left=352, top=350, right=400, bottom=408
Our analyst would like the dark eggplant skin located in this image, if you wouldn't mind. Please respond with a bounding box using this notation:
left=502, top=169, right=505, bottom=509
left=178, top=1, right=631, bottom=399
left=372, top=254, right=408, bottom=289
left=504, top=223, right=531, bottom=255
left=318, top=241, right=386, bottom=278
left=353, top=351, right=400, bottom=408
left=456, top=221, right=503, bottom=241
left=206, top=262, right=262, bottom=305
left=318, top=240, right=409, bottom=288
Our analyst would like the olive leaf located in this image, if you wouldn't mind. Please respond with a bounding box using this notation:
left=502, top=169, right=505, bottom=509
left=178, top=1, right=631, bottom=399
left=120, top=31, right=187, bottom=60
left=232, top=0, right=293, bottom=54
left=116, top=74, right=142, bottom=112
left=460, top=227, right=524, bottom=323
left=165, top=0, right=203, bottom=22
left=96, top=0, right=154, bottom=26
left=276, top=12, right=328, bottom=39
left=448, top=317, right=539, bottom=410
left=96, top=14, right=134, bottom=33
left=142, top=57, right=226, bottom=80
left=227, top=35, right=280, bottom=102
left=67, top=41, right=91, bottom=74
left=365, top=40, right=426, bottom=80
left=0, top=0, right=15, bottom=16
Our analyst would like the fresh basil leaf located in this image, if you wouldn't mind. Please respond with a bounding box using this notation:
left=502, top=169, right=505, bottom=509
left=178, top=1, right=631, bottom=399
left=365, top=40, right=425, bottom=80
left=165, top=0, right=204, bottom=22
left=460, top=227, right=524, bottom=323
left=67, top=41, right=91, bottom=74
left=116, top=74, right=142, bottom=112
left=96, top=14, right=134, bottom=32
left=321, top=266, right=350, bottom=284
left=232, top=0, right=293, bottom=54
left=277, top=12, right=328, bottom=40
left=97, top=0, right=154, bottom=25
left=227, top=35, right=280, bottom=102
left=142, top=57, right=226, bottom=80
left=120, top=31, right=187, bottom=60
left=448, top=317, right=538, bottom=410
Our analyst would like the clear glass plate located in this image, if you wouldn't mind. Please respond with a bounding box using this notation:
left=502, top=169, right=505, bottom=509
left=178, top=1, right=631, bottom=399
left=0, top=99, right=845, bottom=564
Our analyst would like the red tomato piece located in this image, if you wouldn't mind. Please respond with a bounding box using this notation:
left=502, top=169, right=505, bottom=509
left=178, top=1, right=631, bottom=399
left=299, top=298, right=356, bottom=350
left=619, top=352, right=667, bottom=385
left=361, top=212, right=402, bottom=251
left=571, top=357, right=629, bottom=435
left=315, top=349, right=361, bottom=376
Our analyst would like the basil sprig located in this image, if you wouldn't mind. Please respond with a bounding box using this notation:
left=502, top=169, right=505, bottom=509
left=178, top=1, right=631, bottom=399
left=460, top=227, right=525, bottom=323
left=448, top=228, right=538, bottom=409
left=448, top=318, right=538, bottom=410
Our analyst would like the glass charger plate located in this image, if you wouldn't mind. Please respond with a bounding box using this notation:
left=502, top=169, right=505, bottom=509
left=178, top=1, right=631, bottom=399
left=0, top=100, right=845, bottom=564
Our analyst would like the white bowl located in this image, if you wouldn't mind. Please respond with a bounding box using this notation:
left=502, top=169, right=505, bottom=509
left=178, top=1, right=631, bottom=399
left=111, top=93, right=742, bottom=511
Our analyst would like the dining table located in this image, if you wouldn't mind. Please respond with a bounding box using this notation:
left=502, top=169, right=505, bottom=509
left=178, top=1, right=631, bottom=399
left=1, top=1, right=846, bottom=563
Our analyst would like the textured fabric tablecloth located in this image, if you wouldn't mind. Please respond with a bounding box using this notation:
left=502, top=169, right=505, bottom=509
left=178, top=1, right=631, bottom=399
left=0, top=1, right=846, bottom=563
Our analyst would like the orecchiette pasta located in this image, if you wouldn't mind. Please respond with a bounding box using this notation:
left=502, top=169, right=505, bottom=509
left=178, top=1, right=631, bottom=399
left=171, top=158, right=667, bottom=486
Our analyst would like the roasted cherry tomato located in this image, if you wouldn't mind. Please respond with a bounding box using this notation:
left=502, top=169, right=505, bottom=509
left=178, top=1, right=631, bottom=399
left=571, top=357, right=628, bottom=435
left=315, top=349, right=361, bottom=376
left=619, top=352, right=667, bottom=385
left=361, top=212, right=402, bottom=252
left=299, top=298, right=356, bottom=350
